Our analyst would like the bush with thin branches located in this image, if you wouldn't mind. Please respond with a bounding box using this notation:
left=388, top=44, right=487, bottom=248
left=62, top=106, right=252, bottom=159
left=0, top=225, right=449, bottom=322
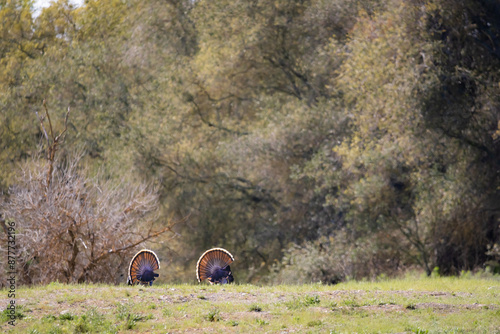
left=0, top=103, right=175, bottom=285
left=1, top=151, right=175, bottom=285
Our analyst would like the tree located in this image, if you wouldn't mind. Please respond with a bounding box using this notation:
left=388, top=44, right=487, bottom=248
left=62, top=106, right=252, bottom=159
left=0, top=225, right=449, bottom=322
left=0, top=0, right=42, bottom=191
left=0, top=102, right=177, bottom=285
left=305, top=0, right=500, bottom=276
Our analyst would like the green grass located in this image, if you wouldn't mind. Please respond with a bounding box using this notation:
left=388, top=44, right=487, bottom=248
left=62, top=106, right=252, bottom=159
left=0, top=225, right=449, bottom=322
left=1, top=274, right=499, bottom=333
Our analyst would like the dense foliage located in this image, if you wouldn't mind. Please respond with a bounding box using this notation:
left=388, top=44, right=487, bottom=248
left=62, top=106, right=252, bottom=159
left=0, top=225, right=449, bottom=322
left=1, top=0, right=499, bottom=284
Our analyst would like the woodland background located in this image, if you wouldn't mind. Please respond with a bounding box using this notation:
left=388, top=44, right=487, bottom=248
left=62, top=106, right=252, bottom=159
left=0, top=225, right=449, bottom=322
left=0, top=0, right=500, bottom=286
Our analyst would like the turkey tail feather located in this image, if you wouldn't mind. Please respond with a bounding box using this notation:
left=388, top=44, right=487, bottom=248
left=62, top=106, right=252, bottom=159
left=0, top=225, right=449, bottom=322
left=127, top=249, right=160, bottom=286
left=196, top=248, right=234, bottom=282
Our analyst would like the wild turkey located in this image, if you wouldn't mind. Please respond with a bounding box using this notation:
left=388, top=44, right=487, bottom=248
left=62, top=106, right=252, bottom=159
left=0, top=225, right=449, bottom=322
left=196, top=248, right=234, bottom=284
left=127, top=249, right=160, bottom=286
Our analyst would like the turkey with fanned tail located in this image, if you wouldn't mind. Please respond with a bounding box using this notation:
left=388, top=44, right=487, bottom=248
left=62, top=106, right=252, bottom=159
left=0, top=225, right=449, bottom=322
left=196, top=248, right=234, bottom=284
left=127, top=249, right=160, bottom=286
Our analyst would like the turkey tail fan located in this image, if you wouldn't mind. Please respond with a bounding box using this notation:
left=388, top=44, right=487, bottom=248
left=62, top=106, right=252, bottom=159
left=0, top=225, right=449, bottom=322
left=196, top=247, right=234, bottom=284
left=127, top=249, right=160, bottom=286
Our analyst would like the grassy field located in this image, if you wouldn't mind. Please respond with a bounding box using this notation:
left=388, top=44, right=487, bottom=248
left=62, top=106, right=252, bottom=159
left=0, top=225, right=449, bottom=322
left=1, top=274, right=499, bottom=333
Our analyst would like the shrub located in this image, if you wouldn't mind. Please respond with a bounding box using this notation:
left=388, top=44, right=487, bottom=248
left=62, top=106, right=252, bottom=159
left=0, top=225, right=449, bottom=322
left=271, top=230, right=402, bottom=284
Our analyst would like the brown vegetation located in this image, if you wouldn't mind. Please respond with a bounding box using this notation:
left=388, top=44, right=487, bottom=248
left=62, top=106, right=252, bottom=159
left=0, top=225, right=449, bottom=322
left=0, top=104, right=177, bottom=285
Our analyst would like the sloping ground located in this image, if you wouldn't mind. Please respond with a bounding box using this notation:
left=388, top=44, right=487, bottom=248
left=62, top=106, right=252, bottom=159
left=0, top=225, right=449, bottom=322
left=1, top=277, right=499, bottom=333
